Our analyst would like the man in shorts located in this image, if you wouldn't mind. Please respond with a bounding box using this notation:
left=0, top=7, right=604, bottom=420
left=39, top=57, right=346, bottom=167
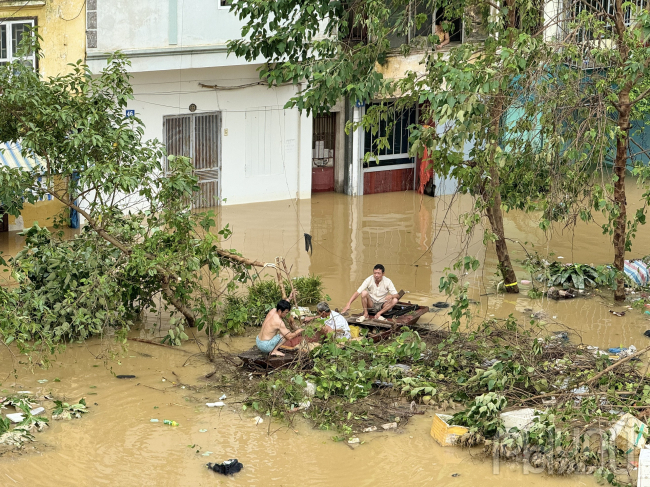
left=256, top=300, right=303, bottom=356
left=341, top=264, right=399, bottom=320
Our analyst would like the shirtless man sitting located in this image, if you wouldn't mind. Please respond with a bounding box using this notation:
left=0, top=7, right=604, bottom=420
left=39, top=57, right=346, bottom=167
left=256, top=300, right=303, bottom=357
left=341, top=264, right=399, bottom=320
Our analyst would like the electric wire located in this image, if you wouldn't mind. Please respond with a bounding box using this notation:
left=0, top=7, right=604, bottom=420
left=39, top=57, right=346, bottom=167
left=0, top=1, right=31, bottom=26
left=60, top=0, right=86, bottom=22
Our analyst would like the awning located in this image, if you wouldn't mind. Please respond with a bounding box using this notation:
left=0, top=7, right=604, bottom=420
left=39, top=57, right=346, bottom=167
left=0, top=142, right=43, bottom=171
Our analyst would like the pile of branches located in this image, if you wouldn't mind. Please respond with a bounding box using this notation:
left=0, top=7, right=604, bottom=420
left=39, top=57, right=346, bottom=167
left=217, top=317, right=650, bottom=484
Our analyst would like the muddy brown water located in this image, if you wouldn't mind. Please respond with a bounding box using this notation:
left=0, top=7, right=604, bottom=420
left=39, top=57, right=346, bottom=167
left=3, top=182, right=650, bottom=486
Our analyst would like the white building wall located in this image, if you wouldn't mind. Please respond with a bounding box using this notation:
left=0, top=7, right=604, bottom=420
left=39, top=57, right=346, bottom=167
left=88, top=1, right=312, bottom=206
left=118, top=65, right=311, bottom=206
left=94, top=0, right=244, bottom=52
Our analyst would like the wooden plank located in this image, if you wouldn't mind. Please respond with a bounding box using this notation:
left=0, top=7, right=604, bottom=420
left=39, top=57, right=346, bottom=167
left=363, top=168, right=415, bottom=194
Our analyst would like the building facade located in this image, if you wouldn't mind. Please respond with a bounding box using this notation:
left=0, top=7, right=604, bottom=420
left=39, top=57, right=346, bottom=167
left=0, top=0, right=86, bottom=232
left=85, top=0, right=312, bottom=207
left=85, top=1, right=467, bottom=207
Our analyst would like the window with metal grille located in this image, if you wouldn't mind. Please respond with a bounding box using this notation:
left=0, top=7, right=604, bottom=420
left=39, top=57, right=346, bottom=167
left=363, top=103, right=416, bottom=168
left=312, top=113, right=336, bottom=168
left=163, top=112, right=221, bottom=208
left=0, top=19, right=36, bottom=68
left=342, top=2, right=368, bottom=44
left=570, top=0, right=645, bottom=42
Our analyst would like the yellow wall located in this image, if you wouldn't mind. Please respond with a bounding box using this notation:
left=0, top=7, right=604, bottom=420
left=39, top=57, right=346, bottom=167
left=0, top=0, right=85, bottom=230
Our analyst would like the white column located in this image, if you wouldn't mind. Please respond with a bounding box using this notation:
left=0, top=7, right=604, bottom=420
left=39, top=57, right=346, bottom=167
left=297, top=110, right=312, bottom=199
left=350, top=105, right=363, bottom=196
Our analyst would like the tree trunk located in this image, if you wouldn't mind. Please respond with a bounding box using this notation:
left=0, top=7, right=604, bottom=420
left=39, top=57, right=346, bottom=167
left=613, top=106, right=630, bottom=301
left=484, top=167, right=519, bottom=294
left=484, top=83, right=519, bottom=294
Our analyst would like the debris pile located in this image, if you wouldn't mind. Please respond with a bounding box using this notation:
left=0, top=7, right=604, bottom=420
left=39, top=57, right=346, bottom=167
left=220, top=315, right=650, bottom=485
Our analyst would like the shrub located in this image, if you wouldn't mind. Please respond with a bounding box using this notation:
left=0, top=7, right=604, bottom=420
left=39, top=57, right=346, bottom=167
left=216, top=275, right=327, bottom=334
left=289, top=275, right=325, bottom=305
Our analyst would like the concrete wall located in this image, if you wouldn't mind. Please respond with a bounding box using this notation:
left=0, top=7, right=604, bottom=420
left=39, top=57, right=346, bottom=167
left=86, top=0, right=252, bottom=73
left=123, top=65, right=312, bottom=206
left=93, top=0, right=243, bottom=52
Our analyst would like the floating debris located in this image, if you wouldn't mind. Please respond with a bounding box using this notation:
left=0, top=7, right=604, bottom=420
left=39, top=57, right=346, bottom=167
left=207, top=459, right=243, bottom=475
left=52, top=399, right=88, bottom=420
left=206, top=402, right=225, bottom=408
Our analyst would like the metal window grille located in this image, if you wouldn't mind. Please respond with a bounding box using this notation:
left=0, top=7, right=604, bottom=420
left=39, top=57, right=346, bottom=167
left=560, top=0, right=646, bottom=68
left=363, top=104, right=415, bottom=157
left=312, top=113, right=336, bottom=168
left=163, top=112, right=221, bottom=209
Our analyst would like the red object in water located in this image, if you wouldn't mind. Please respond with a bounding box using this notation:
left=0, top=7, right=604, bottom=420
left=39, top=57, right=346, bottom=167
left=312, top=166, right=335, bottom=192
left=417, top=146, right=434, bottom=194
left=417, top=124, right=434, bottom=195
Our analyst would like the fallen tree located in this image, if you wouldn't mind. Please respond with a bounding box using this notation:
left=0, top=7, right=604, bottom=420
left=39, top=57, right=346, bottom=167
left=0, top=38, right=269, bottom=357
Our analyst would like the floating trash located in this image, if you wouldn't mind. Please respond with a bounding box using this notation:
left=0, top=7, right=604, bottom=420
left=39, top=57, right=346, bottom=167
left=199, top=429, right=208, bottom=433
left=207, top=459, right=244, bottom=475
left=150, top=419, right=159, bottom=423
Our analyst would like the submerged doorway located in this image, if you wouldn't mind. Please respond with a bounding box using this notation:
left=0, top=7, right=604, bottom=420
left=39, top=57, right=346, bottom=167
left=312, top=113, right=336, bottom=193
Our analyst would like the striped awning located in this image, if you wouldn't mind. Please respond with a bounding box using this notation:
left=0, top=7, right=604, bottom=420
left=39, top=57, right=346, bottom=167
left=0, top=142, right=43, bottom=171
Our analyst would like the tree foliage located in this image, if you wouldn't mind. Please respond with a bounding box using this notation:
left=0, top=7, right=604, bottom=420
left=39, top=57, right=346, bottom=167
left=228, top=0, right=577, bottom=297
left=0, top=33, right=258, bottom=357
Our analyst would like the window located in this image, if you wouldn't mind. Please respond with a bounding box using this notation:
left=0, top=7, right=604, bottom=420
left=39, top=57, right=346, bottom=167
left=219, top=0, right=232, bottom=8
left=163, top=112, right=221, bottom=208
left=342, top=5, right=368, bottom=44
left=363, top=103, right=416, bottom=168
left=387, top=3, right=469, bottom=49
left=0, top=19, right=36, bottom=68
left=312, top=113, right=336, bottom=168
left=570, top=0, right=645, bottom=42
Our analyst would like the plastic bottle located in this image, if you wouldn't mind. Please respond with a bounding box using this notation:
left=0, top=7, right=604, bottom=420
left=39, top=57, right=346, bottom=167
left=163, top=419, right=179, bottom=426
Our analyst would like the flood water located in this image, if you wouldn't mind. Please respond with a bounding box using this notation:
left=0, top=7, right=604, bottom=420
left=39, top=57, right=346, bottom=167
left=3, top=182, right=650, bottom=486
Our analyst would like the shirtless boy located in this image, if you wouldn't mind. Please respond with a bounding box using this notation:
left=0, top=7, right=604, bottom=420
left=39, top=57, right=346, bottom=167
left=256, top=300, right=303, bottom=357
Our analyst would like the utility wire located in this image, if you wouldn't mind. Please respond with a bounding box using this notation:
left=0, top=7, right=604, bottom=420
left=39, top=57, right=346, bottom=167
left=0, top=0, right=31, bottom=26
left=60, top=0, right=86, bottom=22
